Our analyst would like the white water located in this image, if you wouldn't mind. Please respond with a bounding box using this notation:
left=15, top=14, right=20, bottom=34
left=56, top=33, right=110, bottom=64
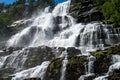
left=79, top=56, right=96, bottom=80
left=12, top=61, right=50, bottom=80
left=88, top=56, right=96, bottom=74
left=3, top=0, right=120, bottom=80
left=1, top=48, right=29, bottom=71
left=60, top=51, right=68, bottom=80
left=94, top=55, right=120, bottom=80
left=6, top=1, right=120, bottom=54
left=0, top=56, right=8, bottom=68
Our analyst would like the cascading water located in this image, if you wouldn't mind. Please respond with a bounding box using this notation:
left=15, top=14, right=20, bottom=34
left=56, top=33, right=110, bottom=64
left=11, top=61, right=50, bottom=80
left=2, top=48, right=29, bottom=71
left=0, top=56, right=8, bottom=68
left=6, top=1, right=120, bottom=54
left=79, top=56, right=96, bottom=80
left=1, top=0, right=120, bottom=80
left=94, top=55, right=120, bottom=80
left=60, top=51, right=68, bottom=80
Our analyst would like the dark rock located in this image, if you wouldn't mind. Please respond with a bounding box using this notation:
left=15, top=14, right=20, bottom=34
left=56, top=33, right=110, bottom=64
left=0, top=68, right=15, bottom=78
left=66, top=56, right=87, bottom=80
left=45, top=58, right=64, bottom=80
left=24, top=78, right=41, bottom=80
left=70, top=0, right=104, bottom=23
left=91, top=51, right=111, bottom=74
left=24, top=46, right=54, bottom=69
left=67, top=47, right=81, bottom=56
left=108, top=69, right=120, bottom=80
left=45, top=56, right=87, bottom=80
left=0, top=77, right=11, bottom=80
left=84, top=75, right=96, bottom=80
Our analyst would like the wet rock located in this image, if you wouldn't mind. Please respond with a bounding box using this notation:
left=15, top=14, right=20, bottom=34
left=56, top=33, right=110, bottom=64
left=79, top=74, right=96, bottom=80
left=0, top=77, right=11, bottom=80
left=91, top=51, right=111, bottom=74
left=45, top=56, right=87, bottom=80
left=70, top=0, right=104, bottom=23
left=24, top=78, right=41, bottom=80
left=66, top=56, right=87, bottom=80
left=24, top=46, right=54, bottom=69
left=0, top=68, right=15, bottom=78
left=67, top=47, right=81, bottom=56
left=108, top=69, right=120, bottom=80
left=45, top=58, right=64, bottom=80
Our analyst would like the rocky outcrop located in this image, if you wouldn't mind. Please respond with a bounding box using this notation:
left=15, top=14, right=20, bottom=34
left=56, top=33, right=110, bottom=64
left=0, top=44, right=120, bottom=80
left=45, top=58, right=64, bottom=80
left=45, top=56, right=87, bottom=80
left=66, top=56, right=87, bottom=80
left=70, top=0, right=104, bottom=23
left=0, top=68, right=15, bottom=80
left=24, top=78, right=41, bottom=80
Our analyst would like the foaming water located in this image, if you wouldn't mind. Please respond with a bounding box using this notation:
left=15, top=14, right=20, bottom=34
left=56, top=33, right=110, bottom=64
left=6, top=1, right=120, bottom=54
left=12, top=61, right=50, bottom=80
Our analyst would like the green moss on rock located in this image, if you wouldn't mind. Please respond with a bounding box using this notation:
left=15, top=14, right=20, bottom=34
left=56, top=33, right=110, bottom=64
left=91, top=50, right=112, bottom=74
left=45, top=58, right=64, bottom=80
left=66, top=56, right=87, bottom=80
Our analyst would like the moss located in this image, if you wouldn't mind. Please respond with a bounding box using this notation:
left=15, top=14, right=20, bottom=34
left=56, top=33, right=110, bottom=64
left=91, top=50, right=112, bottom=74
left=91, top=52, right=104, bottom=59
left=66, top=56, right=87, bottom=80
left=45, top=58, right=64, bottom=80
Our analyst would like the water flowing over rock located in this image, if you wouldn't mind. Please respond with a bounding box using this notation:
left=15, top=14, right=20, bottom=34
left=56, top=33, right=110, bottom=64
left=6, top=0, right=120, bottom=54
left=0, top=0, right=120, bottom=80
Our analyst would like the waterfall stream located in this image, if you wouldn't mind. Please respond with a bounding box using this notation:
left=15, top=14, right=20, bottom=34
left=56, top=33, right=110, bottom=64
left=0, top=0, right=120, bottom=80
left=60, top=51, right=68, bottom=80
left=11, top=61, right=50, bottom=80
left=6, top=1, right=120, bottom=54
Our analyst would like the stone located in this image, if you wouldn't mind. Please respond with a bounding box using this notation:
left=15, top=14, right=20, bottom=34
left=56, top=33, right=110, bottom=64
left=70, top=0, right=104, bottom=23
left=24, top=78, right=41, bottom=80
left=67, top=47, right=81, bottom=56
left=0, top=68, right=15, bottom=78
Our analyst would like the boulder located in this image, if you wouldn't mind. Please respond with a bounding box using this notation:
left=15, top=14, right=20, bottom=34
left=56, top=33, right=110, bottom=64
left=24, top=78, right=41, bottom=80
left=67, top=47, right=81, bottom=56
left=70, top=0, right=104, bottom=23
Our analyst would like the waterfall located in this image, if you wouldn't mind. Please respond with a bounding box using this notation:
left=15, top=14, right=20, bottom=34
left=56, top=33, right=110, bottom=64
left=60, top=51, right=68, bottom=80
left=94, top=55, right=120, bottom=80
left=6, top=1, right=120, bottom=54
left=2, top=48, right=29, bottom=71
left=0, top=56, right=8, bottom=68
left=79, top=56, right=95, bottom=80
left=2, top=0, right=120, bottom=80
left=11, top=61, right=50, bottom=80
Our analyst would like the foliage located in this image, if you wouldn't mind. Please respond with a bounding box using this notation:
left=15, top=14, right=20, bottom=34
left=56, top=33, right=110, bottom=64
left=94, top=0, right=120, bottom=26
left=0, top=0, right=54, bottom=36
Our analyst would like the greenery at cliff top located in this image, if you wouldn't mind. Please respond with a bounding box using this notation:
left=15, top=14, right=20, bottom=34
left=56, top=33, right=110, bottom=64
left=0, top=0, right=53, bottom=36
left=94, top=0, right=120, bottom=27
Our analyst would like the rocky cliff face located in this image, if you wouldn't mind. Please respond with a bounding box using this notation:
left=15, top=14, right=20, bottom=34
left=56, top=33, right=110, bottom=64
left=0, top=45, right=120, bottom=80
left=70, top=0, right=104, bottom=23
left=0, top=0, right=120, bottom=80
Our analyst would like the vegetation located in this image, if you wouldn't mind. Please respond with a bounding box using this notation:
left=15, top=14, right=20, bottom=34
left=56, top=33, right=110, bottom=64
left=0, top=0, right=54, bottom=36
left=94, top=0, right=120, bottom=27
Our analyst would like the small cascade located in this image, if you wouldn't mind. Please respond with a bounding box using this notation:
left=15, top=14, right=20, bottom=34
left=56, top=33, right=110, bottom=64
left=94, top=55, right=120, bottom=80
left=79, top=55, right=95, bottom=80
left=111, top=55, right=120, bottom=63
left=94, top=76, right=108, bottom=80
left=60, top=51, right=68, bottom=80
left=0, top=56, right=8, bottom=68
left=88, top=56, right=96, bottom=74
left=12, top=61, right=50, bottom=80
left=0, top=49, right=28, bottom=71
